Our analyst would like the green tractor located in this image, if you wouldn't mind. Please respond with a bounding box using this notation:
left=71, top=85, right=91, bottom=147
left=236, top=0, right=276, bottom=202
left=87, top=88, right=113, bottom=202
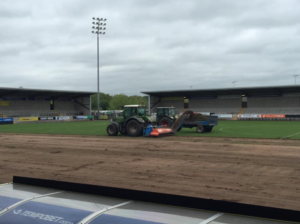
left=156, top=107, right=178, bottom=127
left=106, top=105, right=151, bottom=137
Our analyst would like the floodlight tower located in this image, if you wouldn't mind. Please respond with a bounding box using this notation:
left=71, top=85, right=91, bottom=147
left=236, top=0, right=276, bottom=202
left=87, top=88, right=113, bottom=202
left=91, top=17, right=107, bottom=119
left=293, top=75, right=299, bottom=85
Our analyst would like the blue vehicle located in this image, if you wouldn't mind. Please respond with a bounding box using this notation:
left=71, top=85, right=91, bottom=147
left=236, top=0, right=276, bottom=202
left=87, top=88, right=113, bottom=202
left=156, top=107, right=218, bottom=133
left=181, top=115, right=218, bottom=133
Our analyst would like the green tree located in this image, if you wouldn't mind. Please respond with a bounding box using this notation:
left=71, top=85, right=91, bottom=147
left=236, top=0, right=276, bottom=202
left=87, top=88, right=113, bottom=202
left=108, top=94, right=148, bottom=110
left=108, top=94, right=129, bottom=110
left=91, top=93, right=112, bottom=110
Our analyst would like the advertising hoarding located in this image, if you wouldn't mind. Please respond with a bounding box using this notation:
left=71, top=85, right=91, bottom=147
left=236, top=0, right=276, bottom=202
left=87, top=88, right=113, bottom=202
left=18, top=117, right=38, bottom=122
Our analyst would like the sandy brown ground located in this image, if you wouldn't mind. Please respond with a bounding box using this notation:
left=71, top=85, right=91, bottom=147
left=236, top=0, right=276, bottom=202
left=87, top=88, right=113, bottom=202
left=0, top=133, right=300, bottom=211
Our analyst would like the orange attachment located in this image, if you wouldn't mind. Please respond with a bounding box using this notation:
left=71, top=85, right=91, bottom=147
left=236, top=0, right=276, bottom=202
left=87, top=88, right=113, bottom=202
left=150, top=128, right=173, bottom=137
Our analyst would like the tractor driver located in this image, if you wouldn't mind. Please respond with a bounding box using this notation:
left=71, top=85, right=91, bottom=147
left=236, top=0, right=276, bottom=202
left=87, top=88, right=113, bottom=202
left=132, top=107, right=137, bottom=116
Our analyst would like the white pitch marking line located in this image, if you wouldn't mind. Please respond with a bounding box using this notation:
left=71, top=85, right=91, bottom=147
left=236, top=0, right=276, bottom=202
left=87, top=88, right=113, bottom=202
left=199, top=212, right=224, bottom=224
left=283, top=131, right=300, bottom=138
left=78, top=200, right=133, bottom=224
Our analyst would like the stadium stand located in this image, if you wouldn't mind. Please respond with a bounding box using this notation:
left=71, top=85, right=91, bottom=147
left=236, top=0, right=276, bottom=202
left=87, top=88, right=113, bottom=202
left=0, top=87, right=95, bottom=119
left=142, top=85, right=300, bottom=119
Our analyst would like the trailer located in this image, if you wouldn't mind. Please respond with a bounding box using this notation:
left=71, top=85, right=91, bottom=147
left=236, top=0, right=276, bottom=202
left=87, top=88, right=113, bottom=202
left=181, top=115, right=218, bottom=133
left=156, top=107, right=218, bottom=133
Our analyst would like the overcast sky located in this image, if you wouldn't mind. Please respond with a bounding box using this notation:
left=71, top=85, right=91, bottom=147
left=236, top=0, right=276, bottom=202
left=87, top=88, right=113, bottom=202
left=1, top=0, right=300, bottom=95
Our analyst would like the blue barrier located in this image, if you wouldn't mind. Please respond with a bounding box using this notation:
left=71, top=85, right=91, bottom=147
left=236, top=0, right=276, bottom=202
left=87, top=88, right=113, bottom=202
left=0, top=118, right=13, bottom=125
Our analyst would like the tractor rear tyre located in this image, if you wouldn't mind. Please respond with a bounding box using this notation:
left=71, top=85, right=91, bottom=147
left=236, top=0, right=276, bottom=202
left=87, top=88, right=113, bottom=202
left=204, top=127, right=212, bottom=132
left=126, top=120, right=143, bottom=137
left=196, top=125, right=205, bottom=133
left=159, top=117, right=174, bottom=127
left=107, top=124, right=118, bottom=136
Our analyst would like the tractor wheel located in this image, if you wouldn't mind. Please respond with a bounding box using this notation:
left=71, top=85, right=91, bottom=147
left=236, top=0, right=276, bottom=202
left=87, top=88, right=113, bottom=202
left=126, top=120, right=142, bottom=137
left=107, top=124, right=118, bottom=136
left=196, top=125, right=205, bottom=133
left=159, top=117, right=174, bottom=127
left=204, top=127, right=213, bottom=133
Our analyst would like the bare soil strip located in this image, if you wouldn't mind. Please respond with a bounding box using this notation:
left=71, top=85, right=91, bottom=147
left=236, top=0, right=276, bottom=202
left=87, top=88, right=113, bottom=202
left=0, top=133, right=300, bottom=211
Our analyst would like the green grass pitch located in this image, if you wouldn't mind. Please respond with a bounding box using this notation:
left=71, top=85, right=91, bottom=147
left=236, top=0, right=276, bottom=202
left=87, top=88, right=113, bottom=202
left=0, top=120, right=300, bottom=139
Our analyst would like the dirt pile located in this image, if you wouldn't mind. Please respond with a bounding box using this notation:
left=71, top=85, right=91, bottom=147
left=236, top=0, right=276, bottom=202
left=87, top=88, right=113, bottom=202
left=186, top=113, right=208, bottom=121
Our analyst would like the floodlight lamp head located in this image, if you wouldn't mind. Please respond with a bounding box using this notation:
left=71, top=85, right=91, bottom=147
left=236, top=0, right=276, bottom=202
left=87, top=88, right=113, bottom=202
left=104, top=18, right=107, bottom=21
left=92, top=26, right=95, bottom=28
left=92, top=17, right=95, bottom=20
left=92, top=31, right=94, bottom=33
left=100, top=18, right=103, bottom=20
left=103, top=32, right=105, bottom=34
left=97, top=18, right=100, bottom=20
left=92, top=22, right=95, bottom=24
left=99, top=32, right=102, bottom=34
left=104, top=23, right=106, bottom=26
left=103, top=28, right=106, bottom=30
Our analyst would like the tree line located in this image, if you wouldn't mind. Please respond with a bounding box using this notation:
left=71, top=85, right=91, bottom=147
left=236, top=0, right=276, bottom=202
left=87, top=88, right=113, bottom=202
left=91, top=93, right=148, bottom=110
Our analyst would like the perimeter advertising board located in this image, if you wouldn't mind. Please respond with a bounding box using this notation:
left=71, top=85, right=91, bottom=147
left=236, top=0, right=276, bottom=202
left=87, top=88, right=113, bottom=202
left=18, top=117, right=38, bottom=122
left=0, top=118, right=13, bottom=125
left=76, top=116, right=88, bottom=119
left=238, top=114, right=261, bottom=118
left=38, top=117, right=56, bottom=121
left=261, top=114, right=286, bottom=118
left=0, top=101, right=10, bottom=106
left=55, top=116, right=70, bottom=120
left=214, top=114, right=233, bottom=118
left=100, top=115, right=108, bottom=120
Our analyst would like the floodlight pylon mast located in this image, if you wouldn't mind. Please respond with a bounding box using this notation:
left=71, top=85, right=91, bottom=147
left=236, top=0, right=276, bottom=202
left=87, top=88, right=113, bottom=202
left=91, top=17, right=107, bottom=119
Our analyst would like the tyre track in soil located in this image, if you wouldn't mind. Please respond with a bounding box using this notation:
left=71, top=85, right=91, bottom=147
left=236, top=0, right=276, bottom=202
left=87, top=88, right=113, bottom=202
left=0, top=133, right=300, bottom=210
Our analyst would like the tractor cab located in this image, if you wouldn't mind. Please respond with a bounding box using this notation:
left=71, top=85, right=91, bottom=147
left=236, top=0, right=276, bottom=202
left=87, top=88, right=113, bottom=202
left=157, top=107, right=176, bottom=121
left=123, top=105, right=146, bottom=119
left=156, top=107, right=177, bottom=127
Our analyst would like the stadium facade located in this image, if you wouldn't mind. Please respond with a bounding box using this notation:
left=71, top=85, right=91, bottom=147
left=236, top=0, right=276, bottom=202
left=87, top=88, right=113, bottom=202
left=0, top=87, right=95, bottom=118
left=142, top=85, right=300, bottom=118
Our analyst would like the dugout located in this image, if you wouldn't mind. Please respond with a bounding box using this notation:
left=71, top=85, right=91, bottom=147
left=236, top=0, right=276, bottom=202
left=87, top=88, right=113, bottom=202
left=142, top=85, right=300, bottom=116
left=0, top=87, right=96, bottom=118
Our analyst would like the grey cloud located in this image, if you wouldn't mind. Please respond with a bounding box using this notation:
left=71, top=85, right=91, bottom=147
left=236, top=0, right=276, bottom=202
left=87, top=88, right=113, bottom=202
left=1, top=0, right=300, bottom=95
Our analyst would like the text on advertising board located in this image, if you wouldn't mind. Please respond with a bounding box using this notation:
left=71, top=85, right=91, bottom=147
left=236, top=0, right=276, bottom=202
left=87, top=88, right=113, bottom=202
left=0, top=200, right=92, bottom=224
left=18, top=117, right=39, bottom=122
left=261, top=114, right=286, bottom=118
